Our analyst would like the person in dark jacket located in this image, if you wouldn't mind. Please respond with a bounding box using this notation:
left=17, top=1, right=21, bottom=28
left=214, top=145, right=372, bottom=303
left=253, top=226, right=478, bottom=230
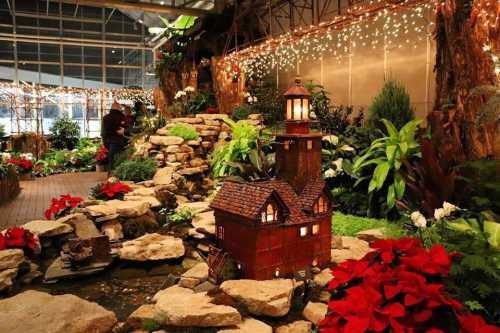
left=102, top=101, right=126, bottom=174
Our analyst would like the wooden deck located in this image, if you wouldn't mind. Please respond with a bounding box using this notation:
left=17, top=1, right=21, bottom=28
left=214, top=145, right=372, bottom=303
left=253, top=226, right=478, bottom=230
left=0, top=172, right=107, bottom=229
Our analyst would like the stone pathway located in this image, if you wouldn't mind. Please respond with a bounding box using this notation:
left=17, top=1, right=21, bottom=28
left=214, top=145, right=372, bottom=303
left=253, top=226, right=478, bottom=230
left=0, top=172, right=107, bottom=229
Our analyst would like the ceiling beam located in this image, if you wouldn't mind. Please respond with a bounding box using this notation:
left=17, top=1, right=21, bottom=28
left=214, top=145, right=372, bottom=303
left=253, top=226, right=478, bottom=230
left=56, top=0, right=212, bottom=17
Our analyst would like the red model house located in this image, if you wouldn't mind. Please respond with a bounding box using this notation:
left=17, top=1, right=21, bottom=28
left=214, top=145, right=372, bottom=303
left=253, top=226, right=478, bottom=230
left=209, top=78, right=332, bottom=280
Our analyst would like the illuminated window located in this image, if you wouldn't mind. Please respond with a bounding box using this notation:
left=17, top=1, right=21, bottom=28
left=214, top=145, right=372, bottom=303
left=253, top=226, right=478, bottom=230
left=284, top=141, right=290, bottom=150
left=300, top=226, right=307, bottom=237
left=307, top=140, right=313, bottom=150
left=217, top=226, right=224, bottom=239
left=312, top=224, right=320, bottom=235
left=275, top=268, right=280, bottom=278
left=261, top=203, right=277, bottom=223
left=313, top=195, right=328, bottom=214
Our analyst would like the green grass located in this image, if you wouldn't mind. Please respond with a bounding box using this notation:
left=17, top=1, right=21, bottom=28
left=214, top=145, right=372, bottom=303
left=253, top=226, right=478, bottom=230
left=332, top=212, right=407, bottom=239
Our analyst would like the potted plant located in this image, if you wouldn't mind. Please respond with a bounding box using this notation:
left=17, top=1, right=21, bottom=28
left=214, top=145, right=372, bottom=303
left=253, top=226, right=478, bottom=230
left=7, top=156, right=34, bottom=180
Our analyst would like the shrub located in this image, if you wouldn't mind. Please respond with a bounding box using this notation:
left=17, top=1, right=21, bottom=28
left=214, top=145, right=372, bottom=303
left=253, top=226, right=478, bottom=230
left=368, top=79, right=415, bottom=130
left=49, top=113, right=81, bottom=150
left=113, top=158, right=156, bottom=182
left=232, top=104, right=254, bottom=121
left=168, top=124, right=199, bottom=140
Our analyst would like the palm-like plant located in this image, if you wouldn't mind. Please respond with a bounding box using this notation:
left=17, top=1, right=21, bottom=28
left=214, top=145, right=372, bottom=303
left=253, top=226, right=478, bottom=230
left=353, top=118, right=422, bottom=209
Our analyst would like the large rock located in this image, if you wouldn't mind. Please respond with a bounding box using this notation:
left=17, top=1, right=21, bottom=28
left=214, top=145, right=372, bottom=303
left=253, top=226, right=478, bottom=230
left=179, top=262, right=209, bottom=289
left=356, top=228, right=386, bottom=242
left=57, top=213, right=100, bottom=239
left=21, top=220, right=73, bottom=237
left=313, top=268, right=333, bottom=288
left=0, top=249, right=24, bottom=270
left=154, top=285, right=241, bottom=327
left=331, top=236, right=373, bottom=264
left=85, top=204, right=117, bottom=217
left=0, top=268, right=18, bottom=291
left=275, top=320, right=312, bottom=333
left=105, top=200, right=150, bottom=218
left=220, top=279, right=296, bottom=317
left=302, top=302, right=327, bottom=325
left=0, top=290, right=117, bottom=333
left=101, top=220, right=124, bottom=241
left=153, top=167, right=175, bottom=186
left=127, top=304, right=157, bottom=329
left=124, top=195, right=161, bottom=209
left=149, top=135, right=184, bottom=146
left=130, top=187, right=156, bottom=197
left=119, top=233, right=185, bottom=261
left=192, top=211, right=216, bottom=235
left=218, top=317, right=272, bottom=333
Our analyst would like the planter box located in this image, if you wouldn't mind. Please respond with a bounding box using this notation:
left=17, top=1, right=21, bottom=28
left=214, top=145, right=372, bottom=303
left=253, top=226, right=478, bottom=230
left=0, top=170, right=20, bottom=204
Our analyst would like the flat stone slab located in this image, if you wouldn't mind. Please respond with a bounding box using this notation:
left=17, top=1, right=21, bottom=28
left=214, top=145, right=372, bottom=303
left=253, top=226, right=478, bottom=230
left=220, top=279, right=296, bottom=317
left=105, top=200, right=150, bottom=218
left=44, top=257, right=110, bottom=282
left=85, top=204, right=117, bottom=217
left=276, top=320, right=313, bottom=333
left=179, top=262, right=209, bottom=289
left=302, top=301, right=327, bottom=325
left=218, top=317, right=272, bottom=333
left=119, top=233, right=185, bottom=261
left=0, top=248, right=25, bottom=270
left=21, top=220, right=73, bottom=237
left=153, top=285, right=241, bottom=327
left=331, top=236, right=373, bottom=264
left=124, top=195, right=161, bottom=209
left=0, top=290, right=117, bottom=333
left=313, top=268, right=333, bottom=288
left=153, top=167, right=175, bottom=186
left=192, top=211, right=216, bottom=235
left=57, top=213, right=100, bottom=239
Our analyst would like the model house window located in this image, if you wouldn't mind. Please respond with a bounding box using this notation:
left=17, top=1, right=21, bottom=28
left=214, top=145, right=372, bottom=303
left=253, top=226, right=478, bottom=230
left=299, top=226, right=308, bottom=237
left=217, top=226, right=224, bottom=239
left=312, top=224, right=320, bottom=235
left=307, top=140, right=313, bottom=150
left=284, top=141, right=290, bottom=150
left=313, top=195, right=328, bottom=214
left=261, top=203, right=277, bottom=223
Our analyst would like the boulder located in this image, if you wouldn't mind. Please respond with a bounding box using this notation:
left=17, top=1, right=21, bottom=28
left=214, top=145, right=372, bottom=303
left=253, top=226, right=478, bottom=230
left=21, top=220, right=73, bottom=237
left=0, top=268, right=18, bottom=291
left=0, top=249, right=24, bottom=270
left=105, top=200, right=150, bottom=218
left=356, top=228, right=386, bottom=242
left=124, top=195, right=161, bottom=209
left=119, top=233, right=185, bottom=261
left=57, top=213, right=100, bottom=239
left=302, top=302, right=327, bottom=325
left=331, top=236, right=373, bottom=264
left=150, top=135, right=184, bottom=146
left=127, top=304, right=158, bottom=329
left=179, top=262, right=209, bottom=289
left=218, top=317, right=272, bottom=333
left=154, top=285, right=241, bottom=327
left=220, top=279, right=296, bottom=317
left=101, top=220, right=124, bottom=241
left=153, top=167, right=175, bottom=186
left=313, top=268, right=333, bottom=288
left=275, top=320, right=312, bottom=333
left=0, top=290, right=117, bottom=333
left=85, top=204, right=117, bottom=217
left=192, top=211, right=216, bottom=235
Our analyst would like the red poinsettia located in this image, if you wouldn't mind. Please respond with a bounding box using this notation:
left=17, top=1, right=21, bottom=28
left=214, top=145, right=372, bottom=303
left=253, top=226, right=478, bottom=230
left=0, top=227, right=38, bottom=251
left=96, top=146, right=108, bottom=162
left=99, top=181, right=131, bottom=199
left=319, top=237, right=499, bottom=333
left=458, top=313, right=500, bottom=333
left=44, top=194, right=83, bottom=220
left=207, top=107, right=218, bottom=114
left=7, top=158, right=33, bottom=173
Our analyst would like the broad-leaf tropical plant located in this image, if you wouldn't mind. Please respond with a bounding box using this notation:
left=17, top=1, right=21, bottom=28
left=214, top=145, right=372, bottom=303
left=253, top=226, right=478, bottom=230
left=353, top=118, right=422, bottom=209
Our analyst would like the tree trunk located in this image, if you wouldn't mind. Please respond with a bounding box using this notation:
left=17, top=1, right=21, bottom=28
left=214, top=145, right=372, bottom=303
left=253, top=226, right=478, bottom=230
left=433, top=0, right=498, bottom=161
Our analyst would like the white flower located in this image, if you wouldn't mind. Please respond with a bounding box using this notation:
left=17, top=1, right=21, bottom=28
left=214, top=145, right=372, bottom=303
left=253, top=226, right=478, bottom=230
left=411, top=211, right=427, bottom=228
left=252, top=96, right=258, bottom=103
left=442, top=201, right=459, bottom=215
left=20, top=153, right=34, bottom=160
left=310, top=111, right=317, bottom=119
left=324, top=168, right=337, bottom=178
left=340, top=145, right=355, bottom=152
left=0, top=152, right=10, bottom=162
left=333, top=158, right=343, bottom=171
left=322, top=135, right=339, bottom=145
left=174, top=90, right=187, bottom=100
left=434, top=208, right=446, bottom=221
left=184, top=86, right=195, bottom=93
left=247, top=96, right=253, bottom=103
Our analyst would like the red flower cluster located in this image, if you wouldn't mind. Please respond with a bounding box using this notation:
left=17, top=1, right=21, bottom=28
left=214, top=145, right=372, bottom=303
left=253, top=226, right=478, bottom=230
left=320, top=237, right=500, bottom=333
left=44, top=194, right=83, bottom=220
left=96, top=146, right=108, bottom=162
left=207, top=107, right=218, bottom=114
left=0, top=227, right=38, bottom=251
left=7, top=158, right=33, bottom=173
left=99, top=181, right=131, bottom=199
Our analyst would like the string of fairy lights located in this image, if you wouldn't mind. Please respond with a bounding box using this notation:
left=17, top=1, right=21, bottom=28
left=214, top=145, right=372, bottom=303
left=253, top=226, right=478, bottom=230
left=220, top=0, right=436, bottom=80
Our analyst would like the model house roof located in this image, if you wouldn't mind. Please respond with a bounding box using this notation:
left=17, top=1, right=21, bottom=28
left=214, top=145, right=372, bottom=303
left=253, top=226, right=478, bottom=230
left=210, top=178, right=327, bottom=225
